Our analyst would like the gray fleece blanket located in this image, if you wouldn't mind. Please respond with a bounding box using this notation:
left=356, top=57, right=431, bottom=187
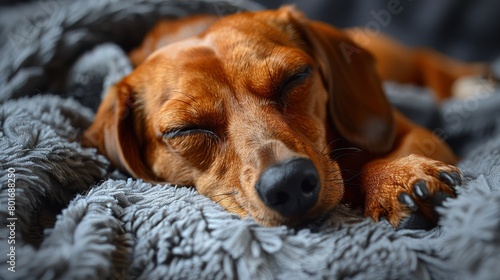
left=1, top=0, right=500, bottom=279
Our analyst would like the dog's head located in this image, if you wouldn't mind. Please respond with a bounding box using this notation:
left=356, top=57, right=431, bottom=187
left=84, top=7, right=394, bottom=226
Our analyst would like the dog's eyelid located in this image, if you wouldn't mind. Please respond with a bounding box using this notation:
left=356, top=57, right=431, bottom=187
left=163, top=126, right=217, bottom=139
left=277, top=65, right=312, bottom=104
left=280, top=65, right=311, bottom=92
left=290, top=65, right=312, bottom=80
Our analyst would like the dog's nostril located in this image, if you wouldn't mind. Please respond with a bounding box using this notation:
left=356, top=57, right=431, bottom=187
left=255, top=158, right=320, bottom=217
left=301, top=175, right=318, bottom=194
left=271, top=192, right=290, bottom=206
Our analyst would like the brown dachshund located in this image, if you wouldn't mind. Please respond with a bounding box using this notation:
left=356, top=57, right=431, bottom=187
left=84, top=7, right=488, bottom=229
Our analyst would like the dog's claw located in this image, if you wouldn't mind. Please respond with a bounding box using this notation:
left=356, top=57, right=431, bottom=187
left=438, top=171, right=463, bottom=196
left=413, top=181, right=429, bottom=199
left=439, top=171, right=458, bottom=187
left=398, top=193, right=418, bottom=212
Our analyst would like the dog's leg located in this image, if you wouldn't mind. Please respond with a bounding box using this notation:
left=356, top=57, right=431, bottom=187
left=346, top=28, right=490, bottom=100
left=360, top=111, right=462, bottom=229
left=412, top=48, right=491, bottom=100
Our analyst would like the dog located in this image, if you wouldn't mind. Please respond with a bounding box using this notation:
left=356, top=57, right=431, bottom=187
left=84, top=6, right=489, bottom=229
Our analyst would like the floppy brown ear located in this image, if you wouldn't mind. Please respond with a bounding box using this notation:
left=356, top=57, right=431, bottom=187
left=303, top=19, right=395, bottom=154
left=83, top=82, right=157, bottom=182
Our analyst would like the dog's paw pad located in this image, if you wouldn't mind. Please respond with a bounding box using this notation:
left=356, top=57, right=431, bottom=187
left=396, top=212, right=434, bottom=230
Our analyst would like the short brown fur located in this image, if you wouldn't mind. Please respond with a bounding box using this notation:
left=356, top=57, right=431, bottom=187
left=84, top=7, right=487, bottom=227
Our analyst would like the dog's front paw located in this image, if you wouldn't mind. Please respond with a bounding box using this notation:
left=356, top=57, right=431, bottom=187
left=396, top=169, right=462, bottom=230
left=364, top=155, right=463, bottom=230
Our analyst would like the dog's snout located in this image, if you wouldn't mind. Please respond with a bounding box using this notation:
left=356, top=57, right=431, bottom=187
left=256, top=158, right=320, bottom=217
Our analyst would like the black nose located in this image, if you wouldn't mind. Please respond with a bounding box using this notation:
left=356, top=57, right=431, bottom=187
left=255, top=158, right=320, bottom=217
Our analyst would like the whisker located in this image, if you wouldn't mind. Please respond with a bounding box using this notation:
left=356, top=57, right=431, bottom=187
left=327, top=148, right=362, bottom=159
left=334, top=207, right=362, bottom=218
left=329, top=151, right=363, bottom=163
left=320, top=138, right=342, bottom=154
left=214, top=197, right=233, bottom=204
left=332, top=168, right=359, bottom=175
left=329, top=146, right=362, bottom=155
left=343, top=171, right=363, bottom=183
left=209, top=190, right=237, bottom=199
left=324, top=178, right=344, bottom=183
left=320, top=138, right=363, bottom=156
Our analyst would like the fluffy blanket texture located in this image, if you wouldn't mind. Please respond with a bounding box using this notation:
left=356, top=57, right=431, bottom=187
left=1, top=0, right=500, bottom=279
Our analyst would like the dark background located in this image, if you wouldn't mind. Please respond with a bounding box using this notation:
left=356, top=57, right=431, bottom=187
left=253, top=0, right=500, bottom=62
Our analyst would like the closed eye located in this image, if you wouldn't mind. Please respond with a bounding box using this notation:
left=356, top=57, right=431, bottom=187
left=163, top=127, right=218, bottom=139
left=162, top=125, right=221, bottom=166
left=278, top=66, right=312, bottom=101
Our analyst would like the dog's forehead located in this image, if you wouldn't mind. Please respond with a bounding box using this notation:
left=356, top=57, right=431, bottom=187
left=140, top=12, right=313, bottom=108
left=206, top=12, right=303, bottom=52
